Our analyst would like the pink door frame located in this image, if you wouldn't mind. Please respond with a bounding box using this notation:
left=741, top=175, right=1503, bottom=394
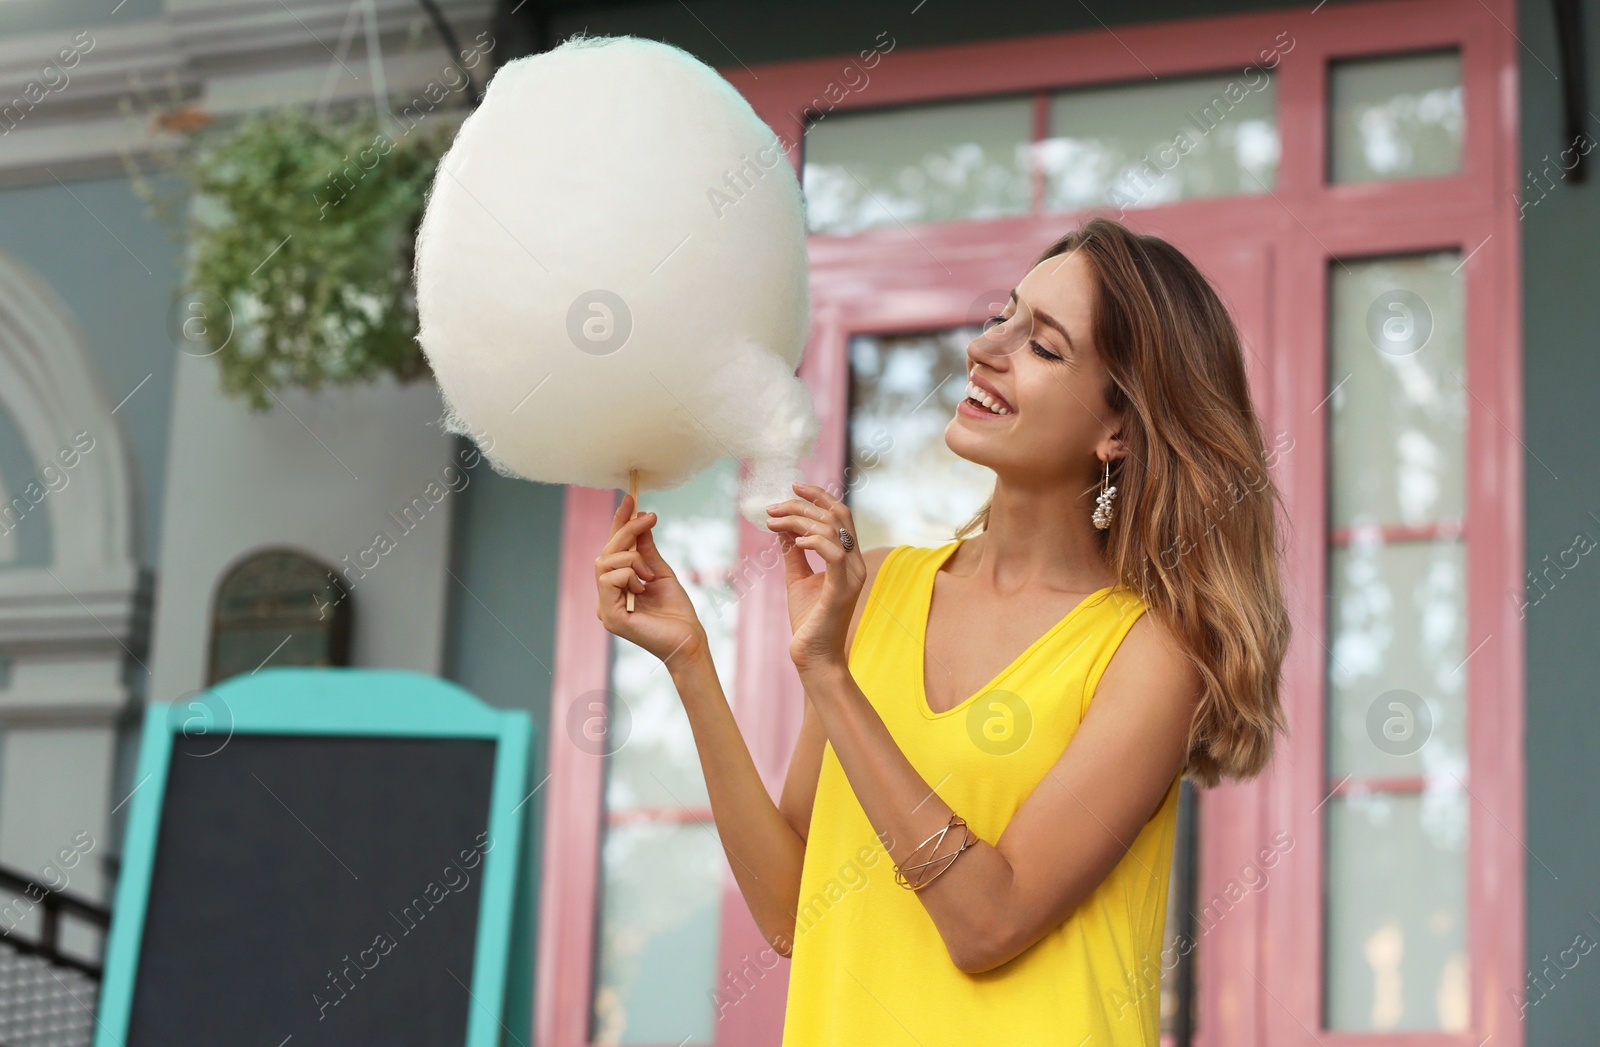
left=535, top=1, right=1525, bottom=1044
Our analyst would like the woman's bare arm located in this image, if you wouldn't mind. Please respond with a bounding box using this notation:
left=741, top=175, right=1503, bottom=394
left=777, top=545, right=892, bottom=847
left=665, top=650, right=805, bottom=955
left=667, top=544, right=894, bottom=956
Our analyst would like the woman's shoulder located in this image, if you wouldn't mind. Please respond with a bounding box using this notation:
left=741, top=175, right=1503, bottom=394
left=842, top=543, right=935, bottom=655
left=856, top=545, right=903, bottom=596
left=859, top=539, right=959, bottom=582
left=845, top=546, right=897, bottom=657
left=876, top=538, right=962, bottom=563
left=1102, top=581, right=1152, bottom=615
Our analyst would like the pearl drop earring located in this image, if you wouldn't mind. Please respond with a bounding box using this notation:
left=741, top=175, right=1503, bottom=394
left=1093, top=459, right=1118, bottom=530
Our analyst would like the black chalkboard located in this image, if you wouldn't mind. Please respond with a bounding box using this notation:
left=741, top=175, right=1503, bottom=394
left=123, top=734, right=497, bottom=1046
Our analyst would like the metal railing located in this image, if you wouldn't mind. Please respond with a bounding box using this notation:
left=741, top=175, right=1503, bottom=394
left=0, top=866, right=110, bottom=1047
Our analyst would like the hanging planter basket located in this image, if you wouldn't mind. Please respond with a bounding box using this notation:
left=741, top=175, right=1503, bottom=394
left=120, top=0, right=497, bottom=411
left=169, top=106, right=459, bottom=410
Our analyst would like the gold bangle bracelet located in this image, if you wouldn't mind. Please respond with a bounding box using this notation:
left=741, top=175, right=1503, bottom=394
left=893, top=814, right=977, bottom=891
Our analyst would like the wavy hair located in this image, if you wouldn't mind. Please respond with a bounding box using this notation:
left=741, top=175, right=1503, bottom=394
left=955, top=216, right=1292, bottom=787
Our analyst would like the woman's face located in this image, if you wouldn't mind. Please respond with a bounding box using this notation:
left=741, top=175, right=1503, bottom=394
left=945, top=249, right=1123, bottom=485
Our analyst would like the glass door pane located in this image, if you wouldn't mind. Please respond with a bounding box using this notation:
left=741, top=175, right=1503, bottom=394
left=590, top=460, right=743, bottom=1044
left=1322, top=251, right=1470, bottom=1031
left=846, top=326, right=990, bottom=548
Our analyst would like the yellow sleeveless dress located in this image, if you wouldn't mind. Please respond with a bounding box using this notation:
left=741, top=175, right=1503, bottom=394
left=780, top=539, right=1182, bottom=1046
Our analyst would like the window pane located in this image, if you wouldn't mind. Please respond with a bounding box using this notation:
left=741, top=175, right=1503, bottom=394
left=846, top=327, right=992, bottom=547
left=208, top=549, right=350, bottom=684
left=1324, top=789, right=1469, bottom=1031
left=1324, top=250, right=1469, bottom=1032
left=1327, top=251, right=1465, bottom=531
left=605, top=637, right=709, bottom=809
left=1329, top=51, right=1463, bottom=184
left=1325, top=540, right=1467, bottom=780
left=604, top=460, right=740, bottom=811
left=591, top=459, right=740, bottom=1044
left=591, top=821, right=726, bottom=1044
left=801, top=95, right=1033, bottom=234
left=1044, top=72, right=1278, bottom=212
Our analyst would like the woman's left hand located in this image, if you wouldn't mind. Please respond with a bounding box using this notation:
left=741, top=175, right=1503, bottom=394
left=765, top=481, right=866, bottom=675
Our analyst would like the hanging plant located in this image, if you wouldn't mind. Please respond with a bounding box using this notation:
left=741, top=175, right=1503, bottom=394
left=188, top=106, right=460, bottom=409
left=114, top=0, right=503, bottom=410
left=125, top=100, right=462, bottom=410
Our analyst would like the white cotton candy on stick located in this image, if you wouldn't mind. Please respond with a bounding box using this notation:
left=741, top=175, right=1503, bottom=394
left=412, top=33, right=817, bottom=530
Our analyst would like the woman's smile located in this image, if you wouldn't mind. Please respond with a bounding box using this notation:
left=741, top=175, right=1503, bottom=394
left=960, top=370, right=1013, bottom=419
left=957, top=395, right=1011, bottom=420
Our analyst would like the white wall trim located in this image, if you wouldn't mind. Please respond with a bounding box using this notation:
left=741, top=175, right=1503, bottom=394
left=0, top=251, right=140, bottom=576
left=0, top=565, right=147, bottom=651
left=0, top=0, right=494, bottom=187
left=0, top=249, right=147, bottom=730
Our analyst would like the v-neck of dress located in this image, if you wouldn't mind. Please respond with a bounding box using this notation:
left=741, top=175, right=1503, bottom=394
left=916, top=539, right=1118, bottom=719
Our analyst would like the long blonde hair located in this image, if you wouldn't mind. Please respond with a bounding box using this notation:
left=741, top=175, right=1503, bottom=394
left=956, top=216, right=1292, bottom=787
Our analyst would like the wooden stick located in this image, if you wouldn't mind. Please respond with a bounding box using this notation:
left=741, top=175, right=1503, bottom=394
left=625, top=468, right=640, bottom=613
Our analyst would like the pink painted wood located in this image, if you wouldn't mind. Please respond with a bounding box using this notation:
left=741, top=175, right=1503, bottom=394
left=1245, top=4, right=1526, bottom=1045
left=536, top=484, right=615, bottom=1047
left=537, top=0, right=1525, bottom=1043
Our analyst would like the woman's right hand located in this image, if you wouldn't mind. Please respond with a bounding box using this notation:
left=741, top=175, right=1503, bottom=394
left=595, top=493, right=708, bottom=666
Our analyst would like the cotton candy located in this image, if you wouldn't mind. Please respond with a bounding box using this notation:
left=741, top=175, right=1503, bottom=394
left=412, top=33, right=816, bottom=526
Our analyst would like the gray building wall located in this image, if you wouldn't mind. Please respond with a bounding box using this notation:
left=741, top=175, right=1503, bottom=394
left=439, top=456, right=566, bottom=961
left=0, top=0, right=497, bottom=910
left=1515, top=0, right=1600, bottom=1041
left=0, top=173, right=183, bottom=886
left=0, top=173, right=183, bottom=584
left=0, top=0, right=164, bottom=36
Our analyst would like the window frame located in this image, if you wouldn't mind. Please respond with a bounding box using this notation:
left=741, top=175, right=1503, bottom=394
left=536, top=2, right=1525, bottom=1044
left=205, top=544, right=351, bottom=686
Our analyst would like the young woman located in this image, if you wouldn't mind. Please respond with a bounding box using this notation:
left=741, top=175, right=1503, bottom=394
left=593, top=216, right=1291, bottom=1045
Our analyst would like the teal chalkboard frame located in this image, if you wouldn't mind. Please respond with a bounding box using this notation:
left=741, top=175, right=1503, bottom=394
left=94, top=668, right=535, bottom=1047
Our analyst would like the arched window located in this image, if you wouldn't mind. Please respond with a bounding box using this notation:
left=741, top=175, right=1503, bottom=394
left=206, top=548, right=352, bottom=685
